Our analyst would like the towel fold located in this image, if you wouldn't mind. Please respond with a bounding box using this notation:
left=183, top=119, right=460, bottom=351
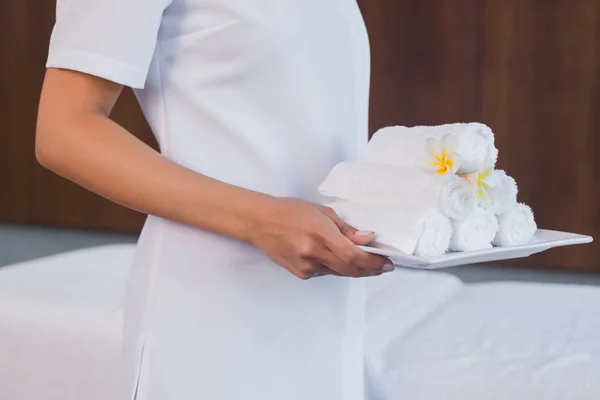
left=328, top=202, right=452, bottom=257
left=366, top=123, right=497, bottom=174
left=318, top=161, right=477, bottom=220
left=474, top=123, right=499, bottom=167
left=482, top=170, right=518, bottom=215
left=493, top=203, right=537, bottom=246
left=449, top=207, right=499, bottom=251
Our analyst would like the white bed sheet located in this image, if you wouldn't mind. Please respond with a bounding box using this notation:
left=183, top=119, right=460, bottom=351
left=1, top=244, right=600, bottom=400
left=367, top=273, right=600, bottom=400
left=0, top=244, right=136, bottom=400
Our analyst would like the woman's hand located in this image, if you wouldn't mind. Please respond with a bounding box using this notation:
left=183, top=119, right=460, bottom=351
left=248, top=197, right=394, bottom=280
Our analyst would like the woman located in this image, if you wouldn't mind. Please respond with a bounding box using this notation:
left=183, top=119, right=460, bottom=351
left=37, top=1, right=392, bottom=399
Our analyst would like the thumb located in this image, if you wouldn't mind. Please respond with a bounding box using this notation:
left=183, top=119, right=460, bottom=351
left=323, top=207, right=376, bottom=245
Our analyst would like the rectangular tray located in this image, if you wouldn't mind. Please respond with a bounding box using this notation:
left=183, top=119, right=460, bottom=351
left=359, top=229, right=593, bottom=270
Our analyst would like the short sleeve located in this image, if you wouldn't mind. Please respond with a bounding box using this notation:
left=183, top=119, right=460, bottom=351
left=46, top=0, right=172, bottom=89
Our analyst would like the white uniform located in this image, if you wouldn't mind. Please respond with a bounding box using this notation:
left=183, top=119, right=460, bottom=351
left=47, top=1, right=371, bottom=399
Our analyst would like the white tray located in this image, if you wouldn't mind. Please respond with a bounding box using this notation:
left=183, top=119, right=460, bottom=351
left=359, top=229, right=593, bottom=270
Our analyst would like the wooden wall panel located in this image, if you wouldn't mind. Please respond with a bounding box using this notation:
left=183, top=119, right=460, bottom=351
left=0, top=0, right=153, bottom=232
left=482, top=0, right=600, bottom=271
left=360, top=0, right=483, bottom=134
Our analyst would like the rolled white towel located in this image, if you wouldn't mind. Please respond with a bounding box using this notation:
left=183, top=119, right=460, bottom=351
left=449, top=207, right=499, bottom=251
left=480, top=169, right=518, bottom=215
left=494, top=203, right=537, bottom=246
left=318, top=161, right=477, bottom=220
left=366, top=123, right=497, bottom=174
left=328, top=202, right=452, bottom=257
left=474, top=123, right=499, bottom=167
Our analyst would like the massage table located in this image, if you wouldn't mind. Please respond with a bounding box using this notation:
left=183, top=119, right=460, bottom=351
left=1, top=245, right=599, bottom=399
left=365, top=270, right=600, bottom=399
left=0, top=245, right=135, bottom=400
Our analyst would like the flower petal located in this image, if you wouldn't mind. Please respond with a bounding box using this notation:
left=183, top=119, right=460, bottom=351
left=425, top=137, right=442, bottom=157
left=441, top=133, right=457, bottom=154
left=461, top=172, right=478, bottom=187
left=478, top=186, right=492, bottom=208
left=479, top=167, right=492, bottom=180
left=448, top=153, right=461, bottom=174
left=416, top=157, right=441, bottom=173
left=482, top=168, right=500, bottom=187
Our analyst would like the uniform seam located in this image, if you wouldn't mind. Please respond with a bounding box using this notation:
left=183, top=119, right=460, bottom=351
left=154, top=43, right=170, bottom=157
left=142, top=44, right=169, bottom=331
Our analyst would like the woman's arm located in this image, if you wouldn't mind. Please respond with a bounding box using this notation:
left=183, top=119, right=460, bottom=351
left=37, top=68, right=270, bottom=241
left=37, top=69, right=391, bottom=279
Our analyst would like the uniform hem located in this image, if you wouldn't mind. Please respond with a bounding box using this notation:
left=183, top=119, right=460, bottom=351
left=46, top=47, right=148, bottom=89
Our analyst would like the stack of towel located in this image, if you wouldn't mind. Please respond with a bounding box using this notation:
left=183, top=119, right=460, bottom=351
left=319, top=123, right=537, bottom=257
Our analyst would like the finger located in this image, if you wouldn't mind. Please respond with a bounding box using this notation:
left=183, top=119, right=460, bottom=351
left=303, top=256, right=346, bottom=277
left=316, top=211, right=392, bottom=273
left=311, top=249, right=365, bottom=278
left=307, top=242, right=391, bottom=278
left=312, top=266, right=345, bottom=277
left=321, top=206, right=376, bottom=246
left=302, top=241, right=362, bottom=277
left=325, top=233, right=392, bottom=273
left=276, top=258, right=314, bottom=280
left=297, top=259, right=345, bottom=278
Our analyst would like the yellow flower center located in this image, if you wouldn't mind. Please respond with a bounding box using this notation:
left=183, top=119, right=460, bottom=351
left=476, top=168, right=492, bottom=198
left=430, top=151, right=454, bottom=175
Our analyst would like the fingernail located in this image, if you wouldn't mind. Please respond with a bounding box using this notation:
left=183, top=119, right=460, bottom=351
left=356, top=230, right=374, bottom=237
left=382, top=263, right=395, bottom=272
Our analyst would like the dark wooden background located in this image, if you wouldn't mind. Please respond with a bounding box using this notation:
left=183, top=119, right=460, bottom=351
left=1, top=0, right=599, bottom=271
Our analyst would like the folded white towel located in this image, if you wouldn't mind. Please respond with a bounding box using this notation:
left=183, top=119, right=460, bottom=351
left=494, top=203, right=537, bottom=246
left=449, top=207, right=499, bottom=251
left=482, top=170, right=518, bottom=215
left=366, top=123, right=497, bottom=174
left=474, top=123, right=499, bottom=168
left=328, top=202, right=452, bottom=257
left=318, top=161, right=477, bottom=220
